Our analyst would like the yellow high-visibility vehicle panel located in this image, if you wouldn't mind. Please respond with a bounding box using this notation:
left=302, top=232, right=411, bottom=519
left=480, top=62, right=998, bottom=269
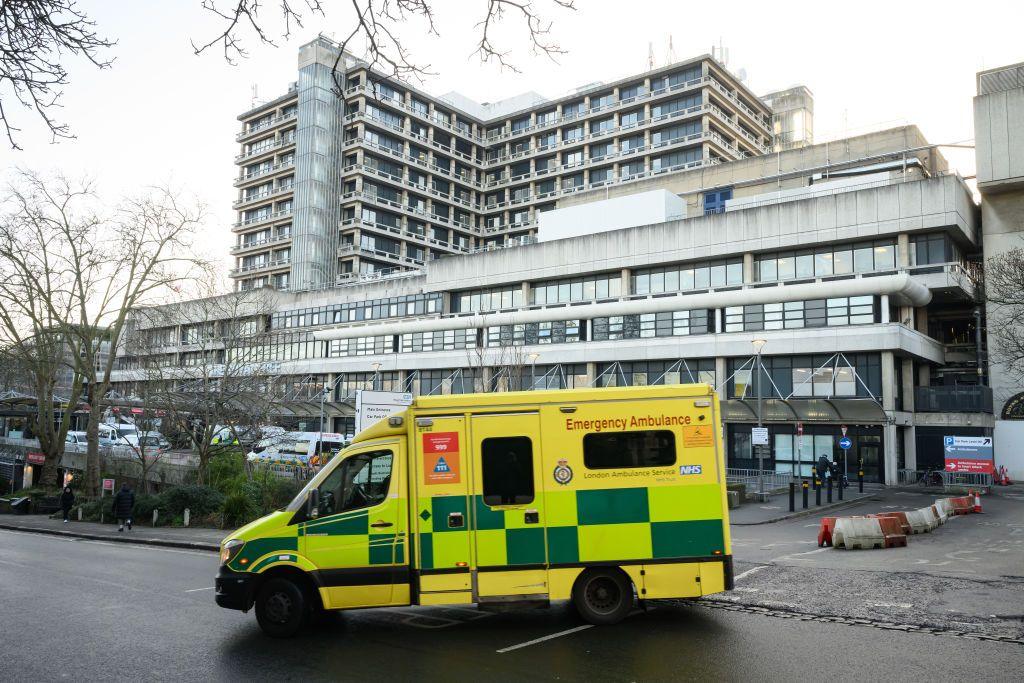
left=215, top=384, right=732, bottom=636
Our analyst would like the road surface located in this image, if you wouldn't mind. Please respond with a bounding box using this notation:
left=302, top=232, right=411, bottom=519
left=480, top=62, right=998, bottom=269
left=1, top=526, right=1021, bottom=681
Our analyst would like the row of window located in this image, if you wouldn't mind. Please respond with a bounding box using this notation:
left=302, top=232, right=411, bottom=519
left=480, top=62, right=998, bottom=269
left=632, top=260, right=743, bottom=294
left=270, top=294, right=443, bottom=329
left=723, top=297, right=876, bottom=332
left=755, top=241, right=898, bottom=282
left=728, top=353, right=882, bottom=399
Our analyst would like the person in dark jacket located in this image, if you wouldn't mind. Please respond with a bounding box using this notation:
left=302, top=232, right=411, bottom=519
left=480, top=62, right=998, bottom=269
left=113, top=483, right=135, bottom=532
left=60, top=486, right=75, bottom=523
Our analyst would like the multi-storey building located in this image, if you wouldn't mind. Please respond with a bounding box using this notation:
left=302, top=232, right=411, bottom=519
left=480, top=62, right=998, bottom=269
left=119, top=104, right=1009, bottom=484
left=230, top=37, right=773, bottom=292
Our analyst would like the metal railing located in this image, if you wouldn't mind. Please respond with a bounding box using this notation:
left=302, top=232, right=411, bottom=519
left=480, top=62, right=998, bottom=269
left=898, top=468, right=992, bottom=491
left=726, top=468, right=792, bottom=492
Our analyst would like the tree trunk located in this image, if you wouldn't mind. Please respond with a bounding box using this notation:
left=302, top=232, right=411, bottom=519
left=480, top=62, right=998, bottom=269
left=85, top=407, right=102, bottom=498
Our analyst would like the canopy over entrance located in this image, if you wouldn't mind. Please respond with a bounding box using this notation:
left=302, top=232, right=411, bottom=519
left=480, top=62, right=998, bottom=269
left=721, top=398, right=889, bottom=424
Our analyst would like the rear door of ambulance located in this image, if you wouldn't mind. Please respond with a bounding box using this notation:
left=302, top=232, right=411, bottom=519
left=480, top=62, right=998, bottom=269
left=468, top=412, right=549, bottom=603
left=412, top=415, right=475, bottom=605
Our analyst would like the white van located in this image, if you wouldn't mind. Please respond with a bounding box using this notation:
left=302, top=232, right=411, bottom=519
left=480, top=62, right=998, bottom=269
left=246, top=432, right=347, bottom=467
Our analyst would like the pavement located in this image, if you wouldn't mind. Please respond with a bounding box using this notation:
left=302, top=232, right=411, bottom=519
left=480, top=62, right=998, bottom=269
left=727, top=486, right=878, bottom=525
left=1, top=527, right=1021, bottom=681
left=0, top=515, right=225, bottom=550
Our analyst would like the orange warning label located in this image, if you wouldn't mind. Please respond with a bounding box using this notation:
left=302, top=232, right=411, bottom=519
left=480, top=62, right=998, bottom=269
left=681, top=424, right=714, bottom=447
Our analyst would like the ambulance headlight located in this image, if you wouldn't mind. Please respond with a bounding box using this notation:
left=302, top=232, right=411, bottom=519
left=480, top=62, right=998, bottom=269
left=221, top=538, right=244, bottom=565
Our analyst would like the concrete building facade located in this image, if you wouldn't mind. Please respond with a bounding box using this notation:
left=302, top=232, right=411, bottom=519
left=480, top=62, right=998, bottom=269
left=118, top=96, right=1003, bottom=484
left=230, top=37, right=773, bottom=292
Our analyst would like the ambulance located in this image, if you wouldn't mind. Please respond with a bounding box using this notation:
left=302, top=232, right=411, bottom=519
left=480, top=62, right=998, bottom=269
left=215, top=384, right=733, bottom=637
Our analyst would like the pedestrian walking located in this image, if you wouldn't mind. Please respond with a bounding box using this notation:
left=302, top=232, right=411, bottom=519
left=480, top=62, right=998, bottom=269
left=60, top=486, right=75, bottom=523
left=113, top=483, right=135, bottom=532
left=817, top=454, right=831, bottom=482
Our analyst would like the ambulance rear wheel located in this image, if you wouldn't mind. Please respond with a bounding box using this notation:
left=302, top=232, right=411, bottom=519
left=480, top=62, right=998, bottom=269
left=572, top=569, right=633, bottom=625
left=255, top=577, right=307, bottom=638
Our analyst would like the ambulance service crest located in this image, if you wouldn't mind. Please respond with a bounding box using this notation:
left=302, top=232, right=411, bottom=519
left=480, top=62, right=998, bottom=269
left=553, top=459, right=573, bottom=485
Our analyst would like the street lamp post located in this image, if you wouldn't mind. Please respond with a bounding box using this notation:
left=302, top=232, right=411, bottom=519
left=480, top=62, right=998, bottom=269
left=752, top=338, right=768, bottom=496
left=528, top=352, right=540, bottom=390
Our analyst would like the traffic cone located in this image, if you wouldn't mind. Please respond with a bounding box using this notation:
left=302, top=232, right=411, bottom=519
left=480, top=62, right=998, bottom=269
left=970, top=489, right=983, bottom=513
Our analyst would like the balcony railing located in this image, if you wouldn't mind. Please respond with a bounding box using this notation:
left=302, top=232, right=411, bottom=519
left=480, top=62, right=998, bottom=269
left=914, top=385, right=993, bottom=413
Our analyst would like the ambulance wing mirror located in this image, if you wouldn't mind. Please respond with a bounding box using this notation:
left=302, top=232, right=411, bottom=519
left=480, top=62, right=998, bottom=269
left=307, top=488, right=320, bottom=519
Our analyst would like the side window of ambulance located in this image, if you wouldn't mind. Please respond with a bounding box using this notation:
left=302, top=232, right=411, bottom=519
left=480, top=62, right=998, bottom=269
left=481, top=436, right=534, bottom=506
left=583, top=430, right=676, bottom=469
left=316, top=450, right=393, bottom=516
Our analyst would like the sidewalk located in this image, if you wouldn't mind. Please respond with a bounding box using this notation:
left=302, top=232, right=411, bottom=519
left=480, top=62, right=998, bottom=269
left=0, top=514, right=224, bottom=551
left=729, top=489, right=879, bottom=525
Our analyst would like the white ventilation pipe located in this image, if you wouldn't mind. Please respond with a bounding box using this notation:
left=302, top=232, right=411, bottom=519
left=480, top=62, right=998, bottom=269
left=312, top=273, right=931, bottom=341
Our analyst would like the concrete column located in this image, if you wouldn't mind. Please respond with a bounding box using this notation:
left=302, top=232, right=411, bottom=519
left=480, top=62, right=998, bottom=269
left=897, top=233, right=910, bottom=267
left=714, top=308, right=722, bottom=333
left=903, top=426, right=917, bottom=471
left=880, top=294, right=890, bottom=323
left=883, top=424, right=899, bottom=485
left=901, top=358, right=915, bottom=412
left=520, top=281, right=530, bottom=307
left=881, top=351, right=898, bottom=485
left=586, top=362, right=597, bottom=386
left=481, top=366, right=493, bottom=393
left=620, top=268, right=632, bottom=297
left=715, top=357, right=727, bottom=393
left=742, top=252, right=755, bottom=283
left=915, top=306, right=929, bottom=335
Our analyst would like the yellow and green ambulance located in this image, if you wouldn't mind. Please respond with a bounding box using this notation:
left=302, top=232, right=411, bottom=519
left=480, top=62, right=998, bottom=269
left=215, top=383, right=733, bottom=637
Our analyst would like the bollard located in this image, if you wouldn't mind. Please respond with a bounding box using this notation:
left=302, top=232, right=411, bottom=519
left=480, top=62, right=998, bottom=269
left=815, top=479, right=821, bottom=506
left=184, top=508, right=190, bottom=528
left=152, top=509, right=158, bottom=527
left=858, top=470, right=864, bottom=493
left=802, top=481, right=809, bottom=509
left=77, top=507, right=82, bottom=522
left=827, top=477, right=833, bottom=504
left=838, top=476, right=844, bottom=501
left=789, top=482, right=795, bottom=512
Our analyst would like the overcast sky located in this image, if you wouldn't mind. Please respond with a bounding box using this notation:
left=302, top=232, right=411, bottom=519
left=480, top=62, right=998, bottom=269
left=3, top=0, right=1020, bottom=277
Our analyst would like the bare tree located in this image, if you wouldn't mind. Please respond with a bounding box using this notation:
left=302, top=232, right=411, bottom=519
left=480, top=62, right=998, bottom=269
left=192, top=0, right=576, bottom=89
left=0, top=176, right=95, bottom=487
left=0, top=170, right=208, bottom=496
left=0, top=0, right=115, bottom=150
left=982, top=248, right=1024, bottom=381
left=119, top=284, right=286, bottom=484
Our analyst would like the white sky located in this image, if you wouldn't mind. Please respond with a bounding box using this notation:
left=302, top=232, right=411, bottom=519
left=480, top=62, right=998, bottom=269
left=3, top=0, right=1021, bottom=279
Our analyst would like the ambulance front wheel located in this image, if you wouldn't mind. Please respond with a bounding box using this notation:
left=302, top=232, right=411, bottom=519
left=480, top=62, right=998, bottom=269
left=572, top=568, right=634, bottom=625
left=255, top=577, right=307, bottom=638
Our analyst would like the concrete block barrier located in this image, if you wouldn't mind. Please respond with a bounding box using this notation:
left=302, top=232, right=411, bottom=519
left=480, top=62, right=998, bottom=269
left=818, top=517, right=838, bottom=547
left=933, top=500, right=952, bottom=523
left=904, top=509, right=936, bottom=533
left=949, top=496, right=973, bottom=515
left=874, top=515, right=908, bottom=547
left=872, top=512, right=912, bottom=535
left=832, top=517, right=886, bottom=550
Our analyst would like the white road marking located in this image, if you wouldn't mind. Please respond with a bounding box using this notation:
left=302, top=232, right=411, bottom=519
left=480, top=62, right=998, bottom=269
left=770, top=547, right=830, bottom=562
left=869, top=602, right=913, bottom=609
left=184, top=586, right=215, bottom=592
left=496, top=625, right=594, bottom=653
left=734, top=565, right=767, bottom=581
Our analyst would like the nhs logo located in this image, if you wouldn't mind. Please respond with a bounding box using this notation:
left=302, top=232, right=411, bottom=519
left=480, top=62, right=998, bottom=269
left=679, top=465, right=703, bottom=475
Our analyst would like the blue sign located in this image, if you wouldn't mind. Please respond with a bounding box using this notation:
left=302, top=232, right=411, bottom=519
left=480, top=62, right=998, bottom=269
left=838, top=436, right=852, bottom=450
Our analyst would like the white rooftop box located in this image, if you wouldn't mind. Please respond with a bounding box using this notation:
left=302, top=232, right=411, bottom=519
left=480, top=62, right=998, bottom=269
left=537, top=189, right=686, bottom=242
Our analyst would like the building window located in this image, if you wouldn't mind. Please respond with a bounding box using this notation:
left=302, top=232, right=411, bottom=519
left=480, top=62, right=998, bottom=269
left=703, top=188, right=733, bottom=215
